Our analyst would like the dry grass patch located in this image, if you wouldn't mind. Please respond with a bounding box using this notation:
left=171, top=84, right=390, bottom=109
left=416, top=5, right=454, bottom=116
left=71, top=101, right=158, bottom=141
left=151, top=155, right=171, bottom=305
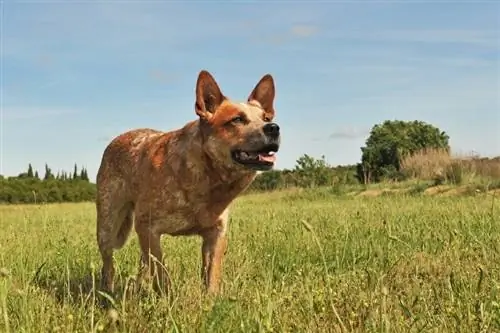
left=424, top=185, right=453, bottom=195
left=401, top=148, right=500, bottom=186
left=358, top=189, right=384, bottom=197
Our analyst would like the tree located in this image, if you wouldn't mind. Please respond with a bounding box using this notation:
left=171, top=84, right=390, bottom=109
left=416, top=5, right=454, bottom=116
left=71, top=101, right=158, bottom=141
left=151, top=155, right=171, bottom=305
left=27, top=164, right=34, bottom=178
left=43, top=164, right=54, bottom=180
left=80, top=167, right=89, bottom=182
left=294, top=154, right=333, bottom=188
left=357, top=120, right=450, bottom=183
left=73, top=164, right=78, bottom=180
left=249, top=170, right=283, bottom=191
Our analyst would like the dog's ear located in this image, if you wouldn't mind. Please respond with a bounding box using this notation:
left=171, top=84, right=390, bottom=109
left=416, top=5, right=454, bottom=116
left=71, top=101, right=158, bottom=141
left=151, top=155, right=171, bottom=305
left=248, top=74, right=275, bottom=119
left=195, top=70, right=226, bottom=119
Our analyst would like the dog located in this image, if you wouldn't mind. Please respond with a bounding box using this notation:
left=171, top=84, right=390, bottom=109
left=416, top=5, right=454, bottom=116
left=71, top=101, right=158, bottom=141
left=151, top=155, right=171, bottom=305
left=95, top=70, right=281, bottom=297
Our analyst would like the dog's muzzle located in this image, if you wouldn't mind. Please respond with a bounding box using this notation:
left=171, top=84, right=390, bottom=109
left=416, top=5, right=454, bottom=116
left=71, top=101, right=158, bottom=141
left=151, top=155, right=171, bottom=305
left=263, top=122, right=280, bottom=140
left=231, top=122, right=281, bottom=171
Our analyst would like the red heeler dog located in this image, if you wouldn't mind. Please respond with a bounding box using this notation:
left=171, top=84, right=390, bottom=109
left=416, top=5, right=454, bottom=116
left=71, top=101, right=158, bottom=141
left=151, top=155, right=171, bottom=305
left=95, top=70, right=280, bottom=296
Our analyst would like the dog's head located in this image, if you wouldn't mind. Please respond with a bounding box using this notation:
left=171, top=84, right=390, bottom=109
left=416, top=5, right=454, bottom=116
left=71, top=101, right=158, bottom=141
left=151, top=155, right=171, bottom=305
left=195, top=70, right=281, bottom=172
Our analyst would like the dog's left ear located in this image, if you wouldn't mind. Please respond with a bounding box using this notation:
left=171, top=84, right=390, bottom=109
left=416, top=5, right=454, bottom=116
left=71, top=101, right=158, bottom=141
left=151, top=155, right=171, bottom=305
left=248, top=74, right=275, bottom=119
left=195, top=70, right=226, bottom=120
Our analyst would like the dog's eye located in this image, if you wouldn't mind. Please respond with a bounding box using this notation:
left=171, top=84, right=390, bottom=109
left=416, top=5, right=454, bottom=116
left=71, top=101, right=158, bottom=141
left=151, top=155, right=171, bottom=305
left=232, top=116, right=245, bottom=124
left=263, top=116, right=271, bottom=122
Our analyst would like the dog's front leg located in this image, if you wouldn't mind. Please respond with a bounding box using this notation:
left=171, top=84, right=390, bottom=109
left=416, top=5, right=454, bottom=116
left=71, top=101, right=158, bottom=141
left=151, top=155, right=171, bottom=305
left=200, top=224, right=228, bottom=295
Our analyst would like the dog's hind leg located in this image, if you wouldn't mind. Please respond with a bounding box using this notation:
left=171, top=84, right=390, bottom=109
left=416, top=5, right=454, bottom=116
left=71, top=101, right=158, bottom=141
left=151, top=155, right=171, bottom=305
left=96, top=201, right=116, bottom=296
left=96, top=189, right=134, bottom=296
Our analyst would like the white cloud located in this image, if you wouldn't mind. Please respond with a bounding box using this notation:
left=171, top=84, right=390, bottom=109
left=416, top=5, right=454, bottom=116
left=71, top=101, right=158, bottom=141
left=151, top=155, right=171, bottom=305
left=329, top=126, right=369, bottom=140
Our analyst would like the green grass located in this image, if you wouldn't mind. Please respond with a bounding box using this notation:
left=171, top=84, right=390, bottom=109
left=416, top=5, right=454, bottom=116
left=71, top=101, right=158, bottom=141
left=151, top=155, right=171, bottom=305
left=0, top=189, right=499, bottom=332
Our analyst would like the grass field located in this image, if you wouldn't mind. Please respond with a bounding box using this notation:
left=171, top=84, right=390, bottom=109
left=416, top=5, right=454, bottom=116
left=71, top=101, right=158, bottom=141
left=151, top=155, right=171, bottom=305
left=0, top=188, right=499, bottom=332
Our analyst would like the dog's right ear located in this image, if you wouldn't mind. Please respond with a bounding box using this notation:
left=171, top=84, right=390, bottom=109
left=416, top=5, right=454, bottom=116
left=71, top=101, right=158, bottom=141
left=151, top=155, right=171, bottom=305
left=195, top=70, right=226, bottom=120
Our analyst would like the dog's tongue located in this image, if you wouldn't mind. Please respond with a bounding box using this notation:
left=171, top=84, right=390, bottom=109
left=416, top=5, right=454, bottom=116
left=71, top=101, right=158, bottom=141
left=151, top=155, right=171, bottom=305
left=258, top=153, right=276, bottom=163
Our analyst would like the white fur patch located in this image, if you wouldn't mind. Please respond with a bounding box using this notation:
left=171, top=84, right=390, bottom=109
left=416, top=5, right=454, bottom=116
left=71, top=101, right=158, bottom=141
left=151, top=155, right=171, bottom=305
left=238, top=102, right=264, bottom=122
left=131, top=132, right=162, bottom=150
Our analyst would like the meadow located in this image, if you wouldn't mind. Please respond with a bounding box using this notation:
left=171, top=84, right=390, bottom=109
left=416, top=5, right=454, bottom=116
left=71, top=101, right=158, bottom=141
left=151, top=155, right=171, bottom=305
left=0, top=188, right=499, bottom=333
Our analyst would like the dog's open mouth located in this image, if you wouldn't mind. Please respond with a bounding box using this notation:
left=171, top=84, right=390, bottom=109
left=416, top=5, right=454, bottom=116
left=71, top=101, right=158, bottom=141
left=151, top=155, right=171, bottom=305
left=232, top=143, right=279, bottom=170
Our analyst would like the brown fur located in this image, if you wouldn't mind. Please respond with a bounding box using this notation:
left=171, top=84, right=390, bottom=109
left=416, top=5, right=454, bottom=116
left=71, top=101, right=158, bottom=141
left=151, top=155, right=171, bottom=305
left=96, top=70, right=280, bottom=296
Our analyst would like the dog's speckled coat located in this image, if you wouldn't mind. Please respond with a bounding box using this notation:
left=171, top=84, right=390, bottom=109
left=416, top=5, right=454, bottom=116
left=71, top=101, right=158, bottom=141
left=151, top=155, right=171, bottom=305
left=96, top=70, right=280, bottom=295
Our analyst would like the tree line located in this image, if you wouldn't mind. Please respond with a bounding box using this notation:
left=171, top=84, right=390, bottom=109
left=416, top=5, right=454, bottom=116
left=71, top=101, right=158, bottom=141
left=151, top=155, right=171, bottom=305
left=16, top=163, right=91, bottom=182
left=0, top=163, right=95, bottom=204
left=1, top=120, right=497, bottom=204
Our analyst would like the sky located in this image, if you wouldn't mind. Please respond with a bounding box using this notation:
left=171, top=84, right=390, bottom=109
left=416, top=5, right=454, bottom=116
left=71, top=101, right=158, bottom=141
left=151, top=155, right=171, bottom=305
left=1, top=1, right=499, bottom=182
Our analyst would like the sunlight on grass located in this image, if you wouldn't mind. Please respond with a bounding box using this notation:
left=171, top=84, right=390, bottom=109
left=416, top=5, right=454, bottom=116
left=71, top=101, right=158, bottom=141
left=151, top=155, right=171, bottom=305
left=0, top=191, right=499, bottom=332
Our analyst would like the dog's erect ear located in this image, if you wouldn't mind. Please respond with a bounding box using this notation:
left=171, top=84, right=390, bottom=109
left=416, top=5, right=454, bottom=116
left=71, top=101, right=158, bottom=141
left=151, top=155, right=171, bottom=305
left=195, top=70, right=226, bottom=119
left=248, top=74, right=275, bottom=118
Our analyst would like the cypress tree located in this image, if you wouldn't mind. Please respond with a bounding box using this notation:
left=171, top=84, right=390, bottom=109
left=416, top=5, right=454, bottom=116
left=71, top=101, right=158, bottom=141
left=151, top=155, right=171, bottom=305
left=27, top=164, right=34, bottom=178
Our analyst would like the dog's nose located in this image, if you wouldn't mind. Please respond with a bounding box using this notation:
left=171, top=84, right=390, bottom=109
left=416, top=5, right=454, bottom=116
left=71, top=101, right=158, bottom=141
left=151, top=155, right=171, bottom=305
left=263, top=123, right=280, bottom=138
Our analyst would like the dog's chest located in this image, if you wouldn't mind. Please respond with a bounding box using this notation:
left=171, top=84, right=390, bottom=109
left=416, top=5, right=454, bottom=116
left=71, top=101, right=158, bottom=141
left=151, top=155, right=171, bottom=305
left=150, top=200, right=229, bottom=236
left=147, top=182, right=242, bottom=235
left=136, top=168, right=254, bottom=235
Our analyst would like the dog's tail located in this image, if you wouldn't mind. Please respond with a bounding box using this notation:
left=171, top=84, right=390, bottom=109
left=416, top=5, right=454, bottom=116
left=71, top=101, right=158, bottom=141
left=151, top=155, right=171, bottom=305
left=114, top=205, right=134, bottom=249
left=96, top=200, right=135, bottom=252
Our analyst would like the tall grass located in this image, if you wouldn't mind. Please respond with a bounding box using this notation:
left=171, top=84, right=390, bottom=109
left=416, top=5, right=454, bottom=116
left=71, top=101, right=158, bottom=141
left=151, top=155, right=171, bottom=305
left=0, top=189, right=499, bottom=332
left=400, top=148, right=500, bottom=187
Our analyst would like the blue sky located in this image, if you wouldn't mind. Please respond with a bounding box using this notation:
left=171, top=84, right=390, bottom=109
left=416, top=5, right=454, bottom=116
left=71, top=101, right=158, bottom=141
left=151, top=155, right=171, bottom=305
left=1, top=1, right=499, bottom=181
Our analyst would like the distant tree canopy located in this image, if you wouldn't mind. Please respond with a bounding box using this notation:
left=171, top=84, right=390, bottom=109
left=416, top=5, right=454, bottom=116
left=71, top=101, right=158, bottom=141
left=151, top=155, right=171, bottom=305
left=248, top=154, right=359, bottom=191
left=0, top=163, right=94, bottom=204
left=357, top=120, right=450, bottom=183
